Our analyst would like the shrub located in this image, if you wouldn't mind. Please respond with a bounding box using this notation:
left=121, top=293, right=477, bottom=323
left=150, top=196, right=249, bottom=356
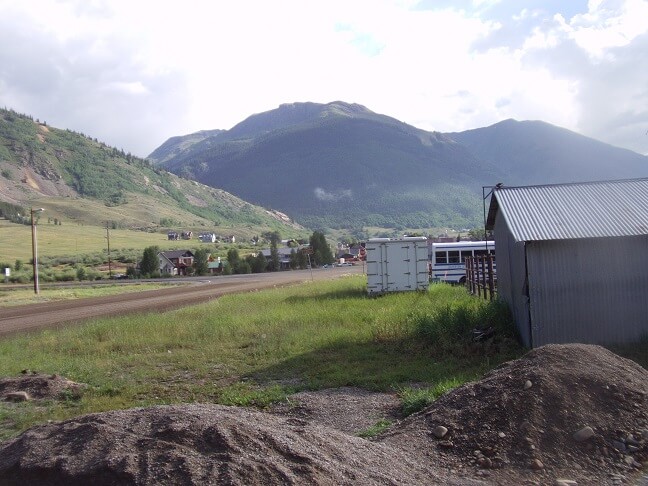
left=52, top=270, right=76, bottom=282
left=85, top=269, right=102, bottom=281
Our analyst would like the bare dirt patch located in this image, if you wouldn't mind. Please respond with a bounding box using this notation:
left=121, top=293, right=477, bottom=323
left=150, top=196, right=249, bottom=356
left=0, top=372, right=87, bottom=402
left=0, top=344, right=646, bottom=485
left=268, top=387, right=402, bottom=435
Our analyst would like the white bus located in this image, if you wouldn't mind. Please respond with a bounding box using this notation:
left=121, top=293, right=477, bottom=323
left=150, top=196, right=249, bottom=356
left=430, top=241, right=495, bottom=284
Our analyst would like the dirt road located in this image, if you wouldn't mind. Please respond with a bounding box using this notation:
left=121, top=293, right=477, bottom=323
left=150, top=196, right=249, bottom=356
left=0, top=267, right=363, bottom=337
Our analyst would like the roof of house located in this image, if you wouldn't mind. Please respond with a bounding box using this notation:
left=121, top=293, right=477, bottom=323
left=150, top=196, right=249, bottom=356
left=486, top=178, right=648, bottom=242
left=260, top=248, right=299, bottom=257
left=159, top=250, right=194, bottom=259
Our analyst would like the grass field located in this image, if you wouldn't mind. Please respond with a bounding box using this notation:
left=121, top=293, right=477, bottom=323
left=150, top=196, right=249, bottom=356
left=0, top=277, right=526, bottom=441
left=0, top=219, right=218, bottom=263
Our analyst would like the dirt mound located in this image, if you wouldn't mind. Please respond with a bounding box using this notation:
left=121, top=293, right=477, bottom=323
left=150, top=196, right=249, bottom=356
left=0, top=344, right=646, bottom=485
left=0, top=403, right=478, bottom=486
left=0, top=372, right=86, bottom=401
left=381, top=343, right=648, bottom=484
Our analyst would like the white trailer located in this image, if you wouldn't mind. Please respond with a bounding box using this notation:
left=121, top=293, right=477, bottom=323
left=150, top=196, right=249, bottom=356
left=366, top=237, right=429, bottom=295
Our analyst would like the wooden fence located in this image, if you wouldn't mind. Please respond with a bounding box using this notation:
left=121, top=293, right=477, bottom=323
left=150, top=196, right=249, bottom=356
left=465, top=255, right=496, bottom=300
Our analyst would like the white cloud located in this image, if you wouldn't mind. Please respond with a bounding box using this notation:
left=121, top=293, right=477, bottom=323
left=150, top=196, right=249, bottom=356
left=314, top=187, right=353, bottom=202
left=0, top=0, right=646, bottom=156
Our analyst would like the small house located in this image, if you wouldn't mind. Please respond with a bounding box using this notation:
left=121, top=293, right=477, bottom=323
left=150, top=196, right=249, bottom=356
left=158, top=250, right=195, bottom=276
left=486, top=178, right=648, bottom=347
left=199, top=232, right=217, bottom=243
left=260, top=247, right=296, bottom=270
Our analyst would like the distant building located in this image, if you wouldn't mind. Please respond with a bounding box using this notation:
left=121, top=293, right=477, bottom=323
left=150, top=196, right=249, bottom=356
left=486, top=178, right=648, bottom=347
left=260, top=247, right=296, bottom=270
left=158, top=250, right=195, bottom=276
left=198, top=232, right=217, bottom=243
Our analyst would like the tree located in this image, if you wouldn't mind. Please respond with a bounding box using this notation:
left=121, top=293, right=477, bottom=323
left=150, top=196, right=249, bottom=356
left=309, top=231, right=333, bottom=266
left=269, top=231, right=281, bottom=272
left=297, top=249, right=308, bottom=269
left=467, top=227, right=492, bottom=241
left=227, top=248, right=240, bottom=269
left=249, top=252, right=267, bottom=273
left=290, top=248, right=308, bottom=270
left=237, top=260, right=252, bottom=274
left=227, top=248, right=252, bottom=274
left=289, top=249, right=298, bottom=270
left=193, top=248, right=209, bottom=276
left=140, top=246, right=159, bottom=277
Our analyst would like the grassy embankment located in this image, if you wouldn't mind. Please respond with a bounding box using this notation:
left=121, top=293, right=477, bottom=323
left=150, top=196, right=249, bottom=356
left=0, top=276, right=524, bottom=441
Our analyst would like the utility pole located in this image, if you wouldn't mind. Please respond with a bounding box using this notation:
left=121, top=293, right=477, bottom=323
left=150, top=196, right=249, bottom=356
left=30, top=207, right=45, bottom=294
left=303, top=247, right=314, bottom=281
left=105, top=222, right=112, bottom=278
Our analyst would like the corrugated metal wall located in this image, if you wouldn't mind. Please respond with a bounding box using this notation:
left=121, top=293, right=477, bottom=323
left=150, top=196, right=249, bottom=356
left=494, top=213, right=532, bottom=347
left=527, top=235, right=648, bottom=346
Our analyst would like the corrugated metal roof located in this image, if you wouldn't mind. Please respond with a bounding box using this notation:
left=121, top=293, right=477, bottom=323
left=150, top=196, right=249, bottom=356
left=489, top=178, right=648, bottom=242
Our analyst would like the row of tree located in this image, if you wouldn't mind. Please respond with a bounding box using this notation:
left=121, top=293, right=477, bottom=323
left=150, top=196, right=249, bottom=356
left=137, top=231, right=335, bottom=278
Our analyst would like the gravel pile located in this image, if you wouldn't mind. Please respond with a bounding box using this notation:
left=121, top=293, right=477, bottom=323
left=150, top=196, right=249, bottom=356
left=1, top=344, right=646, bottom=485
left=380, top=344, right=648, bottom=484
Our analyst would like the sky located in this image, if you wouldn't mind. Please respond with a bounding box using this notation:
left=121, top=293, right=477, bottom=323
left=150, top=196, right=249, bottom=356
left=0, top=0, right=647, bottom=158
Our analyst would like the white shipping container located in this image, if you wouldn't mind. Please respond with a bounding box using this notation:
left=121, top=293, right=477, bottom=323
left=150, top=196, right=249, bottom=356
left=366, top=237, right=429, bottom=294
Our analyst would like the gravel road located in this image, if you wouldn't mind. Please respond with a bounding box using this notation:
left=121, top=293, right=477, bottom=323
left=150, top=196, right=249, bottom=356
left=1, top=266, right=363, bottom=337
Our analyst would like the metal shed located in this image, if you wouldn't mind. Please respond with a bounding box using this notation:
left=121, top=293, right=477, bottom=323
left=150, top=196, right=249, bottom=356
left=486, top=178, right=648, bottom=348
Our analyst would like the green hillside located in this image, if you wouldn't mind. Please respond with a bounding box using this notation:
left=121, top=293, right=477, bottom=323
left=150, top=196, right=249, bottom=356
left=152, top=102, right=648, bottom=232
left=152, top=102, right=497, bottom=230
left=0, top=108, right=304, bottom=239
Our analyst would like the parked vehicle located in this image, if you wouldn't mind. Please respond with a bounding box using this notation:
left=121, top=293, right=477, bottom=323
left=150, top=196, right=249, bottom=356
left=431, top=241, right=495, bottom=284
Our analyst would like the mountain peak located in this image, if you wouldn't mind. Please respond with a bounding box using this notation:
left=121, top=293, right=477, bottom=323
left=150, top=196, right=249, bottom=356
left=276, top=101, right=372, bottom=117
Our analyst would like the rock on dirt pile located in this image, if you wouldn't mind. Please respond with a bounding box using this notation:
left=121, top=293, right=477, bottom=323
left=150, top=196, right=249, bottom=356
left=380, top=343, right=648, bottom=484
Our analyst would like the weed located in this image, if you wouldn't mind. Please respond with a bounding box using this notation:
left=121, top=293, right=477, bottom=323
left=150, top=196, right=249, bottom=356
left=397, top=378, right=464, bottom=417
left=217, top=383, right=296, bottom=408
left=357, top=418, right=392, bottom=438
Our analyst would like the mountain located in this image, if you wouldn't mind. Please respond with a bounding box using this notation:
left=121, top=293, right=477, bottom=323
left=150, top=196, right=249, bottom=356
left=151, top=102, right=648, bottom=231
left=147, top=129, right=224, bottom=166
left=150, top=102, right=499, bottom=230
left=448, top=119, right=648, bottom=185
left=0, top=108, right=302, bottom=236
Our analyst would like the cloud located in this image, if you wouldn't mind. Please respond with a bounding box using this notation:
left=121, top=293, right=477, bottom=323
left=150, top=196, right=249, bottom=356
left=314, top=187, right=353, bottom=202
left=0, top=0, right=646, bottom=157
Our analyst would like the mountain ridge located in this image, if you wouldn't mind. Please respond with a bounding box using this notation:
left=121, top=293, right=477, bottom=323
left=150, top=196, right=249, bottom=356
left=151, top=101, right=647, bottom=231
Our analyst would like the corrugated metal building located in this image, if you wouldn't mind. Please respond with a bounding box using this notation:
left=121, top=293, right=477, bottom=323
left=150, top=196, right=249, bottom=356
left=486, top=178, right=648, bottom=348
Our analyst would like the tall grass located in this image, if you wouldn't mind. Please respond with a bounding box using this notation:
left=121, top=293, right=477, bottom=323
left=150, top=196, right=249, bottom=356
left=0, top=277, right=525, bottom=440
left=410, top=293, right=518, bottom=355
